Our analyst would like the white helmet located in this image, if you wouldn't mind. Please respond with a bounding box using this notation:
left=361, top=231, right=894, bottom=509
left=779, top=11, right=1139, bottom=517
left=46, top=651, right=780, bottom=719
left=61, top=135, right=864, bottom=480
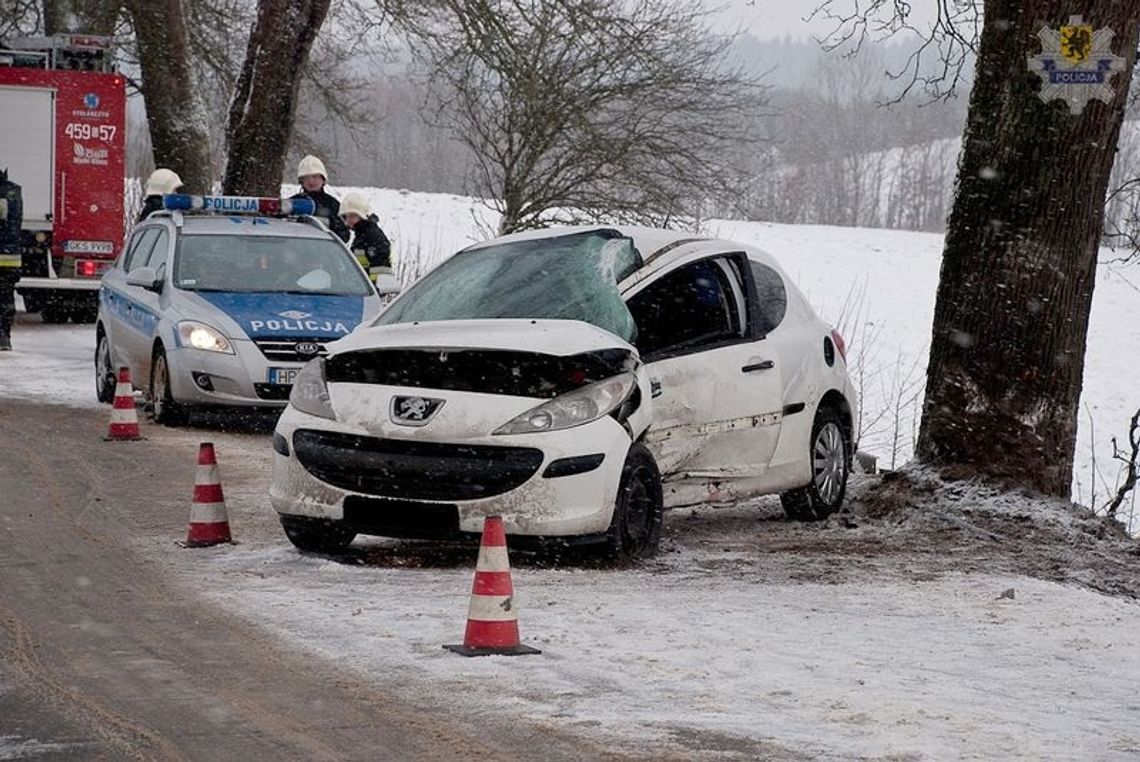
left=145, top=168, right=183, bottom=196
left=297, top=155, right=328, bottom=181
left=339, top=192, right=371, bottom=219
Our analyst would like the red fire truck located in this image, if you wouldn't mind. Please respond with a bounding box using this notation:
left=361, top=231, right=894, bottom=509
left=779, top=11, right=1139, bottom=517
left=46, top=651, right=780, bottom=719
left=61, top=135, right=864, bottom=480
left=0, top=34, right=126, bottom=323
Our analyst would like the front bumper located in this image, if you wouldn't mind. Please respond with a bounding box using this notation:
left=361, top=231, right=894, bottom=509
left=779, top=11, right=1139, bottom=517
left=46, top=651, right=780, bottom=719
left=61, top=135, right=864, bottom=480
left=167, top=337, right=303, bottom=408
left=269, top=402, right=632, bottom=538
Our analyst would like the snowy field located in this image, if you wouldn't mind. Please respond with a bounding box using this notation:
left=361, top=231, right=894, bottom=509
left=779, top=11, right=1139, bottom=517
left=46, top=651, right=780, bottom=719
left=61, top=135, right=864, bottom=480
left=3, top=189, right=1140, bottom=758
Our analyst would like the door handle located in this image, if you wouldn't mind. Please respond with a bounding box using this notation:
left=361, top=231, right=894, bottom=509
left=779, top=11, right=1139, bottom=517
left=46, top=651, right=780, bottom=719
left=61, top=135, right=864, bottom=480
left=742, top=360, right=774, bottom=373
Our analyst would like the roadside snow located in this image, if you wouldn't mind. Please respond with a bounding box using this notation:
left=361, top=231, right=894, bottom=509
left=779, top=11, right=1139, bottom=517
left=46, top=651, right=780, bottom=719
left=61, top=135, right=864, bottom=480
left=151, top=526, right=1140, bottom=760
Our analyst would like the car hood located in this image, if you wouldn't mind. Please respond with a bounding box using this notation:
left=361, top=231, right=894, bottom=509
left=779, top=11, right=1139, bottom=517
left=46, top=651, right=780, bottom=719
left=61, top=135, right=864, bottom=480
left=328, top=318, right=637, bottom=357
left=182, top=291, right=373, bottom=340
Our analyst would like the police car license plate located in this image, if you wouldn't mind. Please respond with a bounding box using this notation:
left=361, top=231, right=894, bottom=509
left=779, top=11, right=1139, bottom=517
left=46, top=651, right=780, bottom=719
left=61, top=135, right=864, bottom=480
left=267, top=367, right=299, bottom=385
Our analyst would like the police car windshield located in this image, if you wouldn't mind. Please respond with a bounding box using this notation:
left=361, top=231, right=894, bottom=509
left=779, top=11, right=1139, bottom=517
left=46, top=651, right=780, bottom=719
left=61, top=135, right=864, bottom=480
left=174, top=234, right=372, bottom=296
left=377, top=230, right=640, bottom=341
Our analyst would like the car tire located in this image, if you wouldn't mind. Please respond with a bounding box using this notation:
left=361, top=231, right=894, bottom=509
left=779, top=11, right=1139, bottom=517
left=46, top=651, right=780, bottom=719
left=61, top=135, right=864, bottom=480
left=781, top=405, right=850, bottom=521
left=604, top=442, right=664, bottom=560
left=94, top=326, right=116, bottom=404
left=279, top=515, right=356, bottom=554
left=150, top=346, right=189, bottom=426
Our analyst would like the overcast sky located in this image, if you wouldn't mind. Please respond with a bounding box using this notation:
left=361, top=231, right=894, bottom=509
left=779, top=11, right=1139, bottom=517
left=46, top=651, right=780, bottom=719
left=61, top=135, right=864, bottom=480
left=716, top=1, right=939, bottom=41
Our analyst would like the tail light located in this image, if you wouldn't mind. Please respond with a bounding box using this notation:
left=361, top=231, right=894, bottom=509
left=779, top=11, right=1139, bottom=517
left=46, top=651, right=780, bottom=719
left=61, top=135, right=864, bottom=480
left=76, top=259, right=101, bottom=277
left=831, top=329, right=847, bottom=362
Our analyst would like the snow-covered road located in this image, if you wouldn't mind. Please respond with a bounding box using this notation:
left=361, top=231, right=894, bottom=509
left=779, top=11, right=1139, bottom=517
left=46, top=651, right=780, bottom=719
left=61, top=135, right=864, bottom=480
left=3, top=323, right=1139, bottom=758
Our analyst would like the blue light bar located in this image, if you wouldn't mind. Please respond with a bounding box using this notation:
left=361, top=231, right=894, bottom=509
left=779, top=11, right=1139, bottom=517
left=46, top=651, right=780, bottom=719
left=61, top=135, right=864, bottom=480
left=161, top=194, right=316, bottom=216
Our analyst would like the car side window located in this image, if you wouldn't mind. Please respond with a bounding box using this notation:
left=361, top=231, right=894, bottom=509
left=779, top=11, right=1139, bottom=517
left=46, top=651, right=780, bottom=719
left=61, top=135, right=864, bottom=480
left=144, top=229, right=170, bottom=276
left=750, top=262, right=787, bottom=335
left=123, top=228, right=159, bottom=272
left=627, top=256, right=746, bottom=359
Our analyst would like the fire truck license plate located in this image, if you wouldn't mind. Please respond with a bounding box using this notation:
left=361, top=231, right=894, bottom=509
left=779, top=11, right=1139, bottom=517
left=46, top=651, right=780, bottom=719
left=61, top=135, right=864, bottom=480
left=267, top=367, right=299, bottom=385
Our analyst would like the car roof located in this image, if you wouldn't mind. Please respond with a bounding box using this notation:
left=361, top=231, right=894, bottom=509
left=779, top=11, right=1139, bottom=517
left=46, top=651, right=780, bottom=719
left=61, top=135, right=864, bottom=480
left=461, top=223, right=787, bottom=274
left=140, top=214, right=335, bottom=239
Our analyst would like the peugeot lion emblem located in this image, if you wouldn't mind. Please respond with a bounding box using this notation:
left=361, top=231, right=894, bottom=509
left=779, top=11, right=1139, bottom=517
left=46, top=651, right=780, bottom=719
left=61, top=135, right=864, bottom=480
left=390, top=395, right=444, bottom=426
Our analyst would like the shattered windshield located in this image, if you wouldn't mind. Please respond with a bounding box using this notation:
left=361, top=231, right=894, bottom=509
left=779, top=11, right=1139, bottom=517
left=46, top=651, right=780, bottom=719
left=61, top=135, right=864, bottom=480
left=377, top=230, right=641, bottom=342
left=174, top=234, right=373, bottom=296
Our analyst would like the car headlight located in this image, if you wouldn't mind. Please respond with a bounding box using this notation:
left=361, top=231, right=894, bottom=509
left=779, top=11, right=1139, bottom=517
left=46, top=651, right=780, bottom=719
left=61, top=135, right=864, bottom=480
left=494, top=373, right=637, bottom=435
left=289, top=357, right=335, bottom=420
left=176, top=320, right=233, bottom=354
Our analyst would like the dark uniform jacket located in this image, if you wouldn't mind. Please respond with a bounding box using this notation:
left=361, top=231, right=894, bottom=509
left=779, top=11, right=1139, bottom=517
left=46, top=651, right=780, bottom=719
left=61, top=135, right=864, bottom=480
left=138, top=195, right=164, bottom=223
left=351, top=215, right=392, bottom=270
left=290, top=188, right=350, bottom=243
left=0, top=175, right=23, bottom=280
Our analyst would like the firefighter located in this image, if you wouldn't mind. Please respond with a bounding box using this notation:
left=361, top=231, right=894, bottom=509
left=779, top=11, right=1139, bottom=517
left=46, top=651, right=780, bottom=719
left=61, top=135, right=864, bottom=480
left=290, top=155, right=350, bottom=243
left=0, top=167, right=22, bottom=351
left=339, top=192, right=392, bottom=279
left=138, top=168, right=183, bottom=222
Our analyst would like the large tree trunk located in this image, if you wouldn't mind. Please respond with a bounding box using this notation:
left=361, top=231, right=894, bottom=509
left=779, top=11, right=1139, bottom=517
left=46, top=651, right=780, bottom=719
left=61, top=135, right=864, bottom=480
left=125, top=0, right=213, bottom=193
left=916, top=1, right=1140, bottom=498
left=222, top=0, right=331, bottom=196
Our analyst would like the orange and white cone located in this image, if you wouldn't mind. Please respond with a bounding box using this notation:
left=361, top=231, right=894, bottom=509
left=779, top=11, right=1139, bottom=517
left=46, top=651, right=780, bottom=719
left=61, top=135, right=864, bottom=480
left=104, top=366, right=143, bottom=441
left=184, top=442, right=233, bottom=547
left=444, top=516, right=540, bottom=657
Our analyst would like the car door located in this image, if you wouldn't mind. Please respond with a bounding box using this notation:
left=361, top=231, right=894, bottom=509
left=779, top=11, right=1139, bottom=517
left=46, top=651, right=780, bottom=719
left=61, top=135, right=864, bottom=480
left=117, top=227, right=167, bottom=380
left=625, top=252, right=783, bottom=484
left=101, top=228, right=157, bottom=381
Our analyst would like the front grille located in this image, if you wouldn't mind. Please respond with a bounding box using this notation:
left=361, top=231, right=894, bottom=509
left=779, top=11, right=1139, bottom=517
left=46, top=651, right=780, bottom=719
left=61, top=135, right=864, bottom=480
left=343, top=496, right=461, bottom=539
left=292, top=429, right=544, bottom=501
left=325, top=347, right=637, bottom=398
left=254, top=383, right=293, bottom=400
left=255, top=339, right=329, bottom=363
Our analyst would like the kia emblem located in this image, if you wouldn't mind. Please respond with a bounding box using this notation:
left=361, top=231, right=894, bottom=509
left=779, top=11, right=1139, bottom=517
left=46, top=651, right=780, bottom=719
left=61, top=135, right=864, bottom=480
left=295, top=341, right=320, bottom=357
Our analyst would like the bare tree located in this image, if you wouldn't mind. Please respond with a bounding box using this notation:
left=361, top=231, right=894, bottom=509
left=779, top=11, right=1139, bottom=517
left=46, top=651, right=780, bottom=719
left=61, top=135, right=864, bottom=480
left=1105, top=409, right=1140, bottom=521
left=223, top=0, right=332, bottom=196
left=409, top=0, right=769, bottom=234
left=123, top=0, right=213, bottom=193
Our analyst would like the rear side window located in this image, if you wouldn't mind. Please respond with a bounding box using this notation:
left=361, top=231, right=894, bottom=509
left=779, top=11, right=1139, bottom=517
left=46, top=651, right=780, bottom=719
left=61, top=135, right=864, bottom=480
left=750, top=261, right=787, bottom=335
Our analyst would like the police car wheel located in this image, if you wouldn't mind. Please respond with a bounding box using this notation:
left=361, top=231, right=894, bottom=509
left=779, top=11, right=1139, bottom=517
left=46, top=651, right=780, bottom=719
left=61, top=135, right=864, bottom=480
left=150, top=347, right=189, bottom=426
left=94, top=328, right=115, bottom=404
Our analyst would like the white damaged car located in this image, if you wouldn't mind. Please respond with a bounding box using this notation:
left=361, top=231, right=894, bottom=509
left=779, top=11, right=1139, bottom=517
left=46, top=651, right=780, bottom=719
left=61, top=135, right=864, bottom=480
left=270, top=227, right=857, bottom=557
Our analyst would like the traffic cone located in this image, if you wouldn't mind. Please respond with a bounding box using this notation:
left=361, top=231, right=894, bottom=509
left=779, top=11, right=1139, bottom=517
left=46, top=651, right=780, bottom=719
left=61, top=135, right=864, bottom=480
left=104, top=366, right=144, bottom=441
left=444, top=516, right=540, bottom=657
left=184, top=442, right=233, bottom=547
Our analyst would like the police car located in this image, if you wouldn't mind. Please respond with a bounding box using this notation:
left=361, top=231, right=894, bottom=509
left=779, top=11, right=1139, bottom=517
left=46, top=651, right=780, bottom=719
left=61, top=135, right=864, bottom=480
left=270, top=226, right=857, bottom=558
left=94, top=194, right=384, bottom=424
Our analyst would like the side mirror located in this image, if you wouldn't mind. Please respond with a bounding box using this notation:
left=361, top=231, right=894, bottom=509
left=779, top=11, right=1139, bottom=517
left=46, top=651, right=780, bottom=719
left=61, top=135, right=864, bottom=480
left=126, top=266, right=161, bottom=292
left=374, top=272, right=400, bottom=296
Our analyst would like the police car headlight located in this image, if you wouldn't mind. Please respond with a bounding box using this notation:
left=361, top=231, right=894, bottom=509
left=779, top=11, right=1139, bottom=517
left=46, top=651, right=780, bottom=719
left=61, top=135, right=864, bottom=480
left=289, top=358, right=335, bottom=420
left=493, top=373, right=636, bottom=435
left=176, top=321, right=233, bottom=354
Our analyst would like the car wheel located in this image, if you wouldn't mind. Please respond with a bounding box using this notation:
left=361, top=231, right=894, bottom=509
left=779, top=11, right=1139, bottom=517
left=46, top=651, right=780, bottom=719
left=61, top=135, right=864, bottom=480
left=781, top=405, right=850, bottom=521
left=150, top=347, right=189, bottom=426
left=94, top=327, right=116, bottom=404
left=604, top=442, right=664, bottom=560
left=279, top=515, right=356, bottom=553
